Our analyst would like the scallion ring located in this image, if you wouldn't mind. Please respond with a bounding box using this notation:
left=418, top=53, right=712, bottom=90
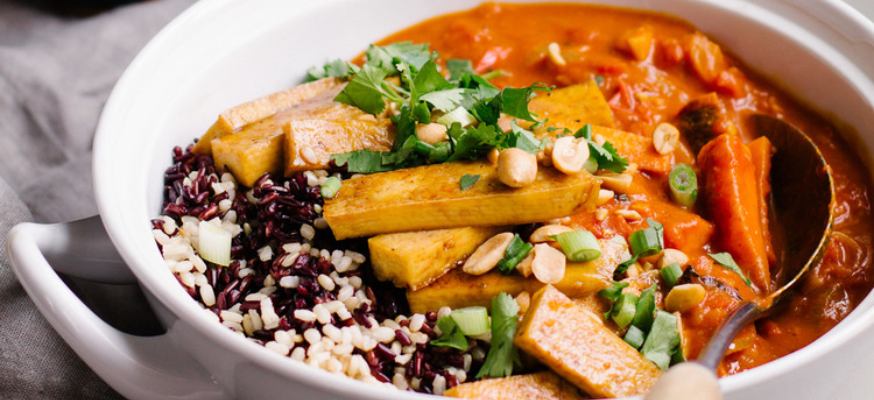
left=554, top=230, right=601, bottom=262
left=668, top=163, right=698, bottom=208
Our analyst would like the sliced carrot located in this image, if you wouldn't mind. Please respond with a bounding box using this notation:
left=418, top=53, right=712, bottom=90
left=698, top=134, right=771, bottom=292
left=748, top=136, right=776, bottom=264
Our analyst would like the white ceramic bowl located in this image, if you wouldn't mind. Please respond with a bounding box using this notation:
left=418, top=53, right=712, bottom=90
left=8, top=1, right=874, bottom=399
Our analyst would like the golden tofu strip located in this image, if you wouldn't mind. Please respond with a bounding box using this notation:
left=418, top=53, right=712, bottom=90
left=284, top=118, right=394, bottom=173
left=210, top=117, right=285, bottom=187
left=207, top=81, right=393, bottom=186
left=368, top=227, right=502, bottom=290
left=193, top=77, right=343, bottom=154
left=528, top=79, right=616, bottom=129
left=445, top=371, right=586, bottom=400
left=407, top=236, right=629, bottom=313
left=515, top=285, right=661, bottom=398
left=528, top=82, right=671, bottom=174
left=324, top=162, right=600, bottom=239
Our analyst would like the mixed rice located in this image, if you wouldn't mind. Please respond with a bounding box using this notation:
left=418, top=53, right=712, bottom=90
left=152, top=146, right=484, bottom=394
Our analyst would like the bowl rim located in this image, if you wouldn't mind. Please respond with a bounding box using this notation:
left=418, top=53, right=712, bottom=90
left=92, top=0, right=874, bottom=398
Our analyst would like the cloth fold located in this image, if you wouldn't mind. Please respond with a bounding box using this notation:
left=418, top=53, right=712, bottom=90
left=0, top=1, right=191, bottom=398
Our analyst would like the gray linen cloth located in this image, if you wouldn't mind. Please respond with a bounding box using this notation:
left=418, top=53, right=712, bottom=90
left=0, top=1, right=191, bottom=398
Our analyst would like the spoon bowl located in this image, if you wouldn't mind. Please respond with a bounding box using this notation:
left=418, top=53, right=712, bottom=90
left=647, top=114, right=836, bottom=399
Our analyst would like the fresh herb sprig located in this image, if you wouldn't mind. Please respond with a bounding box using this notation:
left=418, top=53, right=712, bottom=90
left=476, top=292, right=522, bottom=378
left=709, top=252, right=752, bottom=286
left=574, top=124, right=629, bottom=173
left=307, top=42, right=549, bottom=173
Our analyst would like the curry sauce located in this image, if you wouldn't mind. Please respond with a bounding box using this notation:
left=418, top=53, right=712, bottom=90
left=380, top=2, right=874, bottom=375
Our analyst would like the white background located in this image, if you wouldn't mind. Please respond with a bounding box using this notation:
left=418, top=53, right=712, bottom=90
left=845, top=0, right=874, bottom=19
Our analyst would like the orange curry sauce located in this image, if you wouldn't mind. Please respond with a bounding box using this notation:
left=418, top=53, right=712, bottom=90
left=380, top=3, right=874, bottom=375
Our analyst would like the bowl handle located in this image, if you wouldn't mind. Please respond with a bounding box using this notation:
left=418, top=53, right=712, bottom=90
left=6, top=217, right=227, bottom=400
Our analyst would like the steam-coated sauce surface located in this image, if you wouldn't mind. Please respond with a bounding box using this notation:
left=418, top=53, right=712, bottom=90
left=380, top=3, right=874, bottom=374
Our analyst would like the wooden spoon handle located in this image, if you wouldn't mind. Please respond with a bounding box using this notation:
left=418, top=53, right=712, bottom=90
left=645, top=362, right=722, bottom=400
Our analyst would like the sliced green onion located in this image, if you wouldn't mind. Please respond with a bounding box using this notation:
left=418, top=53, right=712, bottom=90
left=476, top=293, right=520, bottom=378
left=632, top=285, right=656, bottom=331
left=598, top=281, right=629, bottom=303
left=497, top=234, right=533, bottom=274
left=555, top=230, right=601, bottom=262
left=660, top=263, right=684, bottom=288
left=319, top=176, right=342, bottom=199
left=671, top=346, right=686, bottom=364
left=198, top=220, right=231, bottom=266
left=431, top=316, right=469, bottom=351
left=583, top=156, right=599, bottom=173
left=668, top=163, right=698, bottom=208
left=624, top=325, right=646, bottom=349
left=709, top=252, right=752, bottom=286
left=613, top=256, right=638, bottom=281
left=450, top=306, right=490, bottom=336
left=641, top=310, right=681, bottom=370
left=428, top=142, right=451, bottom=163
left=629, top=218, right=664, bottom=257
left=437, top=106, right=476, bottom=127
left=414, top=139, right=435, bottom=155
left=611, top=292, right=639, bottom=329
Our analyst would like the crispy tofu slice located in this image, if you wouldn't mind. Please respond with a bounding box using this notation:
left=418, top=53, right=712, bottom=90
left=445, top=371, right=586, bottom=400
left=323, top=162, right=599, bottom=239
left=515, top=285, right=661, bottom=398
left=284, top=118, right=393, bottom=173
left=211, top=117, right=285, bottom=187
left=193, top=78, right=344, bottom=154
left=369, top=227, right=503, bottom=290
left=528, top=82, right=670, bottom=174
left=529, top=80, right=616, bottom=128
left=407, top=236, right=629, bottom=313
left=207, top=81, right=393, bottom=186
left=593, top=126, right=671, bottom=174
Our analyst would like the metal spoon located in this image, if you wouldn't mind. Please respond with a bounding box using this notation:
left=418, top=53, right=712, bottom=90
left=646, top=114, right=836, bottom=400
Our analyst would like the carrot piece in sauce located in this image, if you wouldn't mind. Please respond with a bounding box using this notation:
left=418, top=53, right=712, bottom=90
left=748, top=136, right=776, bottom=264
left=698, top=134, right=771, bottom=292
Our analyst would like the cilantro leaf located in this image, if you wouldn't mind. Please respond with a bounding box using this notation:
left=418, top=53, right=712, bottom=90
left=364, top=42, right=433, bottom=73
left=632, top=285, right=657, bottom=331
left=393, top=105, right=417, bottom=151
left=502, top=121, right=544, bottom=153
left=594, top=141, right=629, bottom=173
left=420, top=88, right=468, bottom=112
left=305, top=59, right=358, bottom=82
left=499, top=84, right=547, bottom=122
left=470, top=95, right=502, bottom=126
left=411, top=60, right=453, bottom=100
left=331, top=150, right=390, bottom=173
left=476, top=293, right=521, bottom=378
left=459, top=174, right=480, bottom=191
left=447, top=59, right=475, bottom=81
left=574, top=124, right=593, bottom=140
left=574, top=124, right=629, bottom=173
left=709, top=252, right=753, bottom=286
left=448, top=124, right=501, bottom=161
left=641, top=310, right=681, bottom=370
left=334, top=64, right=394, bottom=115
left=431, top=316, right=469, bottom=351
